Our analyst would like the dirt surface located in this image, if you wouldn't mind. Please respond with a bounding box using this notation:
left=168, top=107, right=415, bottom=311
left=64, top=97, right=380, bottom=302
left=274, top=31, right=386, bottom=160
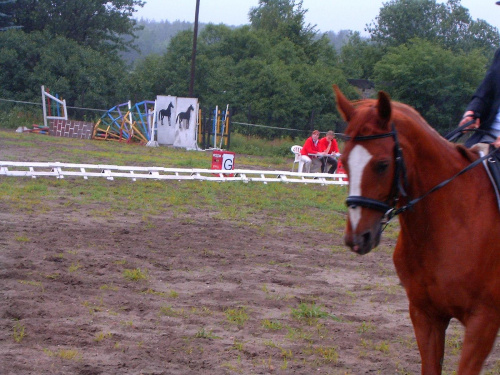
left=1, top=133, right=499, bottom=374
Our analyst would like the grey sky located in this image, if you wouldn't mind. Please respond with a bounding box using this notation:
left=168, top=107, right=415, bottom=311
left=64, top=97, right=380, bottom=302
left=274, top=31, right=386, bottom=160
left=134, top=1, right=500, bottom=36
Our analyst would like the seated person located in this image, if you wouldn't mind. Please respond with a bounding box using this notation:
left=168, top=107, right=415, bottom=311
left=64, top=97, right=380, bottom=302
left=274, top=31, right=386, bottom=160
left=299, top=130, right=322, bottom=173
left=318, top=130, right=341, bottom=173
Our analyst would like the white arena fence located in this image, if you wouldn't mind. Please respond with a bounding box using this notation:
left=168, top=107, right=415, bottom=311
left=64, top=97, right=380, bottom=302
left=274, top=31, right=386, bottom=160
left=0, top=161, right=349, bottom=186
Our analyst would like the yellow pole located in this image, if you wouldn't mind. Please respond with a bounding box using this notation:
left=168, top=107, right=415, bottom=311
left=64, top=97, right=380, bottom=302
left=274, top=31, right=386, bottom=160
left=198, top=109, right=202, bottom=144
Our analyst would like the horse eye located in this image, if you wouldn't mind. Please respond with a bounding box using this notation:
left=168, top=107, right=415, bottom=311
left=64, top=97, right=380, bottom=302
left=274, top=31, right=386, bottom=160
left=375, top=161, right=389, bottom=174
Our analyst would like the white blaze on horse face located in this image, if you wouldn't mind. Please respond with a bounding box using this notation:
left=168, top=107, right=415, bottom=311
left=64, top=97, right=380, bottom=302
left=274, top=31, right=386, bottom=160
left=347, top=145, right=373, bottom=231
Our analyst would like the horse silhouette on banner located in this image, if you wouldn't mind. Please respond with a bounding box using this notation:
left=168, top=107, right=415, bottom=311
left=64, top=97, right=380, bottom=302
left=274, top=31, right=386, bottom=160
left=334, top=85, right=500, bottom=375
left=176, top=104, right=194, bottom=129
left=158, top=102, right=174, bottom=126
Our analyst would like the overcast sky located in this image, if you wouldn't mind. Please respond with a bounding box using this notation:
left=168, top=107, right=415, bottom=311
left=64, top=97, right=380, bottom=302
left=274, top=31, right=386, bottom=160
left=134, top=0, right=500, bottom=36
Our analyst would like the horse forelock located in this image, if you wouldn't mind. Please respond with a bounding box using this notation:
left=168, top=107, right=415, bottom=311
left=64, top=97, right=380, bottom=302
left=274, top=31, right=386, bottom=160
left=343, top=100, right=382, bottom=138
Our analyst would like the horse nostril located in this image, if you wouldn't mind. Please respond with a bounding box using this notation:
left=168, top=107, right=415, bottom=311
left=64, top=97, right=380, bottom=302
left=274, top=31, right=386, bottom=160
left=362, top=231, right=371, bottom=245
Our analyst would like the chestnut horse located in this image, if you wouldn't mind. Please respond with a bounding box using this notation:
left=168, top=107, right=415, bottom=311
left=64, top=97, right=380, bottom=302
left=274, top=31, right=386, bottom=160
left=334, top=85, right=500, bottom=374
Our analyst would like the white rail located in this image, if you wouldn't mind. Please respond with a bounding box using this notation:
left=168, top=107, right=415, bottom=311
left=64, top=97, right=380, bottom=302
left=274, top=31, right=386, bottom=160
left=0, top=161, right=348, bottom=186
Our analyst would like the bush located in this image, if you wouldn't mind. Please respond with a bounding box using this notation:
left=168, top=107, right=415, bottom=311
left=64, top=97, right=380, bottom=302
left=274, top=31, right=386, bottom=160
left=0, top=106, right=43, bottom=130
left=230, top=133, right=303, bottom=157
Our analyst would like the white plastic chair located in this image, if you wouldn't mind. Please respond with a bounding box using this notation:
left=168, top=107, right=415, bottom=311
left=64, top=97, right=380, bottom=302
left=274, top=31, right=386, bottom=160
left=291, top=145, right=303, bottom=172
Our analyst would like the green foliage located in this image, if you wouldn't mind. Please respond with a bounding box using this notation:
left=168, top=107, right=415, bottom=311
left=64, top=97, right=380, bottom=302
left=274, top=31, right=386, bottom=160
left=0, top=105, right=42, bottom=129
left=262, top=319, right=283, bottom=330
left=0, top=30, right=129, bottom=113
left=12, top=321, right=26, bottom=343
left=127, top=3, right=351, bottom=138
left=5, top=0, right=145, bottom=53
left=340, top=32, right=385, bottom=80
left=121, top=19, right=201, bottom=65
left=367, top=0, right=499, bottom=54
left=373, top=38, right=487, bottom=130
left=249, top=0, right=319, bottom=57
left=230, top=133, right=297, bottom=157
left=0, top=0, right=20, bottom=31
left=225, top=307, right=249, bottom=327
left=1, top=0, right=499, bottom=142
left=194, top=327, right=220, bottom=339
left=291, top=302, right=330, bottom=321
left=122, top=268, right=148, bottom=281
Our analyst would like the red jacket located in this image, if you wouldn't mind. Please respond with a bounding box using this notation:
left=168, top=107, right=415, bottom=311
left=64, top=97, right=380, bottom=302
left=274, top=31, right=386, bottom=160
left=318, top=137, right=339, bottom=155
left=301, top=137, right=320, bottom=156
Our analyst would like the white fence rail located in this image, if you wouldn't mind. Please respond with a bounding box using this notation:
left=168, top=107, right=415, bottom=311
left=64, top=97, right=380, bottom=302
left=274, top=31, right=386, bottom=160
left=0, top=161, right=349, bottom=185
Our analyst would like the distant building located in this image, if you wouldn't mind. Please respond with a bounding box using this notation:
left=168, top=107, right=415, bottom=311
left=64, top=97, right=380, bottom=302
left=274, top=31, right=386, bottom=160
left=348, top=79, right=375, bottom=99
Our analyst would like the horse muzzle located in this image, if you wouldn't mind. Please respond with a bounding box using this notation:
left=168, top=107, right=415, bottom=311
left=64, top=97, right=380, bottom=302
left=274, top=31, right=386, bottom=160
left=344, top=222, right=382, bottom=255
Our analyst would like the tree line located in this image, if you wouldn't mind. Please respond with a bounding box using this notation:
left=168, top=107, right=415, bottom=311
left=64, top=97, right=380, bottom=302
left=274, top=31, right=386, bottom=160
left=0, top=0, right=499, bottom=136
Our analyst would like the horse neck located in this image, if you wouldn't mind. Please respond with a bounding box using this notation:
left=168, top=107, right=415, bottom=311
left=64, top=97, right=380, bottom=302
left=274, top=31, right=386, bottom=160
left=396, top=120, right=470, bottom=201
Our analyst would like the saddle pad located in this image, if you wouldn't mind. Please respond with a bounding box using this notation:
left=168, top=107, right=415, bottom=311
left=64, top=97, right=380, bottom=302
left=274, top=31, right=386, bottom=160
left=479, top=145, right=500, bottom=211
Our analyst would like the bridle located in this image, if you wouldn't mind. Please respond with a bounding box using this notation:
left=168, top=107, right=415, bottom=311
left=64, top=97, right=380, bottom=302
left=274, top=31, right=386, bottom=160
left=343, top=121, right=499, bottom=227
left=343, top=123, right=408, bottom=224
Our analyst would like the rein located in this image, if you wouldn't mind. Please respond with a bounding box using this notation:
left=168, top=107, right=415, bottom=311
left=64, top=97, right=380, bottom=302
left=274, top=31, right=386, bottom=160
left=443, top=120, right=475, bottom=142
left=384, top=146, right=498, bottom=223
left=343, top=120, right=499, bottom=228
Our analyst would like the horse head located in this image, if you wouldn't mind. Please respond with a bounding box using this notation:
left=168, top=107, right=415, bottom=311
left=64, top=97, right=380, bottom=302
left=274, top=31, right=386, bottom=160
left=334, top=85, right=400, bottom=255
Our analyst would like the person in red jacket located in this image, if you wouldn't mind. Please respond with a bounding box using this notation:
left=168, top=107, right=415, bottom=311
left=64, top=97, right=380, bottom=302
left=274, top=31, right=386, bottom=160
left=299, top=130, right=322, bottom=173
left=318, top=130, right=341, bottom=173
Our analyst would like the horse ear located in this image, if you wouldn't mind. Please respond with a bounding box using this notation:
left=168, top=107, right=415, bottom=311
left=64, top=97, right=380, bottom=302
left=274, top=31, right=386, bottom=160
left=333, top=85, right=355, bottom=122
left=377, top=91, right=392, bottom=125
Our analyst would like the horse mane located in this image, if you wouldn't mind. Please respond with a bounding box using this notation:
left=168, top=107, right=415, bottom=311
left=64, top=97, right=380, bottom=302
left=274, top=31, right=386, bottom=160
left=349, top=98, right=479, bottom=163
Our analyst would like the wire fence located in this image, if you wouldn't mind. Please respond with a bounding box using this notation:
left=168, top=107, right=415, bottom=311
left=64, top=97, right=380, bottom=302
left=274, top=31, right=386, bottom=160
left=0, top=97, right=348, bottom=140
left=0, top=97, right=107, bottom=128
left=231, top=121, right=346, bottom=140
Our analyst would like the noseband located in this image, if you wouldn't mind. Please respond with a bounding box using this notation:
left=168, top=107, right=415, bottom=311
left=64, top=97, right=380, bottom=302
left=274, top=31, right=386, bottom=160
left=344, top=123, right=408, bottom=222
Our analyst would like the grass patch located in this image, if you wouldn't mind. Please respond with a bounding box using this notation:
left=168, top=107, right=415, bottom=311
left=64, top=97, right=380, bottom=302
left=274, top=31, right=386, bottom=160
left=94, top=332, right=113, bottom=342
left=291, top=302, right=330, bottom=323
left=225, top=307, right=249, bottom=327
left=122, top=268, right=148, bottom=282
left=358, top=321, right=376, bottom=334
left=14, top=235, right=30, bottom=242
left=159, top=305, right=186, bottom=318
left=43, top=348, right=81, bottom=361
left=13, top=321, right=26, bottom=343
left=194, top=327, right=220, bottom=339
left=18, top=279, right=44, bottom=292
left=100, top=284, right=118, bottom=291
left=261, top=319, right=283, bottom=331
left=68, top=262, right=82, bottom=273
left=314, top=345, right=339, bottom=364
left=285, top=326, right=313, bottom=342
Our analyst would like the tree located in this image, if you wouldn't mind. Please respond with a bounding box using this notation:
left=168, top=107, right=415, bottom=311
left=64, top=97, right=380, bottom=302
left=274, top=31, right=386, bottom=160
left=373, top=38, right=487, bottom=130
left=5, top=0, right=145, bottom=52
left=0, top=0, right=20, bottom=31
left=248, top=0, right=328, bottom=64
left=339, top=32, right=385, bottom=80
left=367, top=0, right=499, bottom=54
left=0, top=30, right=128, bottom=111
left=127, top=21, right=352, bottom=137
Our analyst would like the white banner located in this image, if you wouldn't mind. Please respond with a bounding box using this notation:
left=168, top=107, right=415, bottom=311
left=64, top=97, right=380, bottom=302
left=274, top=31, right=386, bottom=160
left=155, top=95, right=177, bottom=145
left=173, top=97, right=198, bottom=150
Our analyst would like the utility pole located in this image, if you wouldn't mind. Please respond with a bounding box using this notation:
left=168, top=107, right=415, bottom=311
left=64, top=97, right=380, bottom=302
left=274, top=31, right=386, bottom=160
left=189, top=0, right=200, bottom=97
